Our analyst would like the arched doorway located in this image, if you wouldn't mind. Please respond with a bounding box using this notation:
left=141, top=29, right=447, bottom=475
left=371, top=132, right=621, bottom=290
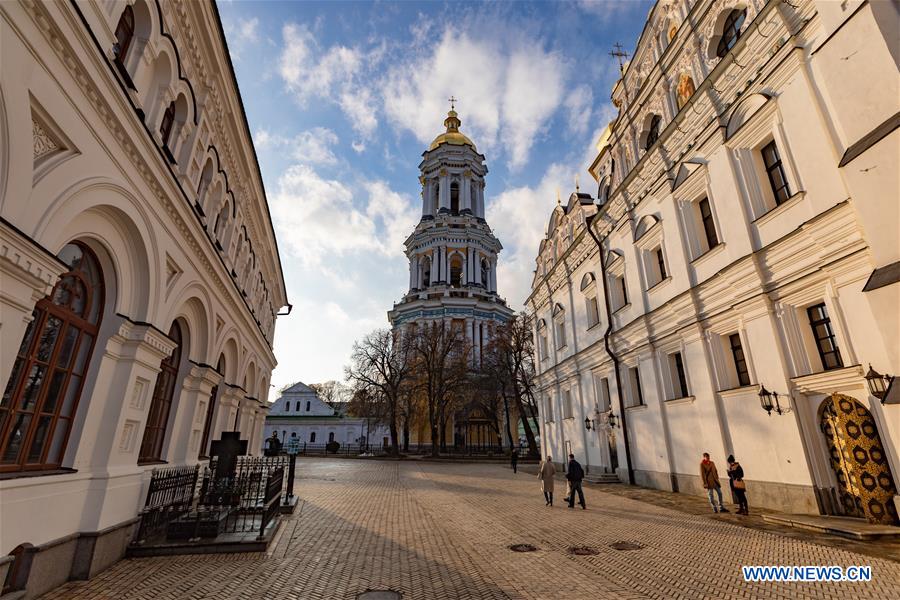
left=819, top=393, right=898, bottom=525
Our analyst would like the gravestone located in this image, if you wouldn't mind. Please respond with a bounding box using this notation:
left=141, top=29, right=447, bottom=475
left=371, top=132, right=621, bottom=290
left=209, top=431, right=248, bottom=480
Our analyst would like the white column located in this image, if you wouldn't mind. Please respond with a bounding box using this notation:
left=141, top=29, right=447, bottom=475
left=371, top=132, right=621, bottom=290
left=489, top=258, right=497, bottom=292
left=429, top=249, right=436, bottom=284
left=409, top=257, right=415, bottom=289
left=439, top=173, right=449, bottom=211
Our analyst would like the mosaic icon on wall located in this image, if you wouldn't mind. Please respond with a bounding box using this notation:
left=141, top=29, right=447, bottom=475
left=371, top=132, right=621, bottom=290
left=819, top=393, right=899, bottom=525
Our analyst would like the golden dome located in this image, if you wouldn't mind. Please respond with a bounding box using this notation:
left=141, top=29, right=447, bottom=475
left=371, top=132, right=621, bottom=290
left=428, top=109, right=477, bottom=152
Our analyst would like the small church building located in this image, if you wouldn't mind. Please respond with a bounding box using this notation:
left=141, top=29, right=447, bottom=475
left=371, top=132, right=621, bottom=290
left=263, top=382, right=388, bottom=451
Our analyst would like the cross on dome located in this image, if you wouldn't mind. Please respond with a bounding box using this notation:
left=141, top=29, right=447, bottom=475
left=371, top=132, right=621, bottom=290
left=448, top=95, right=457, bottom=111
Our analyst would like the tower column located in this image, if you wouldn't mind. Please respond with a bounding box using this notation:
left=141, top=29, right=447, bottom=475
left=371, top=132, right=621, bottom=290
left=490, top=257, right=497, bottom=292
left=462, top=174, right=472, bottom=213
left=439, top=172, right=449, bottom=211
left=430, top=248, right=437, bottom=284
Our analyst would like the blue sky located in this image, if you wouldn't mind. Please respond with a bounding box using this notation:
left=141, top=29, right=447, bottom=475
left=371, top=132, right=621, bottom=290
left=217, top=0, right=652, bottom=397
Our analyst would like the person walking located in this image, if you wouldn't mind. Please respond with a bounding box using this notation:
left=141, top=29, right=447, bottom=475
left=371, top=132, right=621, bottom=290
left=727, top=455, right=749, bottom=515
left=566, top=454, right=586, bottom=509
left=510, top=449, right=519, bottom=474
left=538, top=455, right=556, bottom=506
left=700, top=452, right=728, bottom=513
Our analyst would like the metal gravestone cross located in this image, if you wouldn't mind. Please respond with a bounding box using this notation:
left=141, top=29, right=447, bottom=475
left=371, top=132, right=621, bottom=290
left=209, top=431, right=248, bottom=479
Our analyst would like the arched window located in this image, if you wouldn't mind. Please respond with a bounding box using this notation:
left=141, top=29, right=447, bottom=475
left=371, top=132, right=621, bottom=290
left=450, top=181, right=460, bottom=215
left=306, top=400, right=311, bottom=411
left=480, top=258, right=488, bottom=287
left=450, top=255, right=463, bottom=287
left=645, top=115, right=661, bottom=150
left=470, top=182, right=477, bottom=213
left=114, top=5, right=135, bottom=64
left=285, top=400, right=290, bottom=412
left=0, top=242, right=104, bottom=472
left=160, top=101, right=176, bottom=148
left=717, top=9, right=747, bottom=58
left=296, top=400, right=301, bottom=412
left=328, top=432, right=335, bottom=443
left=139, top=321, right=183, bottom=463
left=199, top=356, right=224, bottom=458
left=214, top=202, right=229, bottom=246
left=552, top=303, right=567, bottom=349
left=309, top=431, right=316, bottom=443
left=422, top=256, right=431, bottom=288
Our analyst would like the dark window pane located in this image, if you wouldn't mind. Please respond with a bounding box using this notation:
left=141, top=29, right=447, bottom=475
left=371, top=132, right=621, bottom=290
left=56, top=326, right=79, bottom=369
left=2, top=358, right=26, bottom=409
left=27, top=416, right=53, bottom=463
left=42, top=369, right=68, bottom=414
left=17, top=318, right=37, bottom=355
left=73, top=335, right=94, bottom=375
left=20, top=364, right=47, bottom=412
left=1, top=414, right=31, bottom=463
left=37, top=317, right=62, bottom=362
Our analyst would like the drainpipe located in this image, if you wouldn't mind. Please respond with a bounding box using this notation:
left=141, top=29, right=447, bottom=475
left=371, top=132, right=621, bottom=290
left=586, top=212, right=635, bottom=485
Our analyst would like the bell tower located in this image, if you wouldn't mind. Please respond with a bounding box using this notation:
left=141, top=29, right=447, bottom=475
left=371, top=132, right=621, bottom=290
left=388, top=102, right=513, bottom=359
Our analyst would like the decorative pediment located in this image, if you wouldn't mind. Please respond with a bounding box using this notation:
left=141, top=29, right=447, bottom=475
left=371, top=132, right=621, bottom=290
left=30, top=95, right=78, bottom=184
left=672, top=159, right=706, bottom=190
left=725, top=93, right=771, bottom=139
left=634, top=214, right=661, bottom=241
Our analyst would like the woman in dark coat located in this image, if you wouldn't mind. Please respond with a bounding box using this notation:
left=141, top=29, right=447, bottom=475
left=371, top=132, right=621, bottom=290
left=727, top=455, right=749, bottom=515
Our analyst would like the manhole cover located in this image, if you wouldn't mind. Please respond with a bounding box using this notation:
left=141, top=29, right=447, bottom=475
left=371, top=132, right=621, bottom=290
left=357, top=591, right=402, bottom=600
left=609, top=541, right=643, bottom=551
left=508, top=543, right=538, bottom=552
left=568, top=546, right=599, bottom=556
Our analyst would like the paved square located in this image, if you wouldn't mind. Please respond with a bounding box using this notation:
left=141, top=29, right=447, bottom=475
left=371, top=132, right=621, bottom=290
left=46, top=459, right=900, bottom=599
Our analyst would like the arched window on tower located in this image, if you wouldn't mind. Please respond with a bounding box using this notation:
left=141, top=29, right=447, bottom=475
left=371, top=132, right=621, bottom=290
left=470, top=182, right=477, bottom=214
left=422, top=256, right=431, bottom=288
left=432, top=184, right=440, bottom=214
left=160, top=101, right=176, bottom=149
left=645, top=115, right=661, bottom=150
left=717, top=9, right=747, bottom=58
left=113, top=5, right=135, bottom=65
left=0, top=242, right=104, bottom=472
left=450, top=181, right=460, bottom=215
left=481, top=258, right=488, bottom=288
left=450, top=255, right=463, bottom=288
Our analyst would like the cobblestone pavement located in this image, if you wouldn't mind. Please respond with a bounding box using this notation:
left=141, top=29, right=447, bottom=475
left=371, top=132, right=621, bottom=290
left=46, top=459, right=900, bottom=599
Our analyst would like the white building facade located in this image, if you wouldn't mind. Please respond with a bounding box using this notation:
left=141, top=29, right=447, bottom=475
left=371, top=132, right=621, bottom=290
left=263, top=383, right=390, bottom=450
left=0, top=0, right=287, bottom=595
left=529, top=0, right=899, bottom=525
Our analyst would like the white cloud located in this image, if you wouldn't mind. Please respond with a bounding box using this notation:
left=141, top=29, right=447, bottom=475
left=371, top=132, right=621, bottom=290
left=291, top=128, right=340, bottom=165
left=351, top=141, right=366, bottom=153
left=488, top=163, right=584, bottom=308
left=237, top=17, right=259, bottom=43
left=271, top=164, right=417, bottom=267
left=254, top=127, right=341, bottom=165
left=576, top=0, right=648, bottom=22
left=381, top=28, right=567, bottom=170
left=564, top=84, right=594, bottom=136
left=279, top=24, right=376, bottom=137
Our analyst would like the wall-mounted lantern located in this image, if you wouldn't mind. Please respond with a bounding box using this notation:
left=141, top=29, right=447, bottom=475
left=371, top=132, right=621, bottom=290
left=865, top=364, right=894, bottom=403
left=759, top=385, right=792, bottom=416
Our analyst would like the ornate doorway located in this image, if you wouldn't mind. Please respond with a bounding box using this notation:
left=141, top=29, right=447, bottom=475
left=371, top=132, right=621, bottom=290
left=819, top=393, right=898, bottom=525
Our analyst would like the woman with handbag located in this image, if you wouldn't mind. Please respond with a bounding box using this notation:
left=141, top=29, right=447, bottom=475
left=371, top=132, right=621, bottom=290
left=727, top=455, right=749, bottom=515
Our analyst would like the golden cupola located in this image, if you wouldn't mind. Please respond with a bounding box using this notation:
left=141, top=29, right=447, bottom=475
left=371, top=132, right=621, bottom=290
left=428, top=108, right=477, bottom=152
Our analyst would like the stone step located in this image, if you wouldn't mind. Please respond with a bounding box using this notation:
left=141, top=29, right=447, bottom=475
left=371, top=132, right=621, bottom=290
left=584, top=473, right=620, bottom=484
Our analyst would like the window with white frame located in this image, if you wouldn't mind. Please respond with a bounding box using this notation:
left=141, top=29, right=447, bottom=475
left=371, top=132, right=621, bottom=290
left=666, top=351, right=690, bottom=399
left=594, top=373, right=611, bottom=412
left=562, top=389, right=574, bottom=419
left=606, top=251, right=628, bottom=312
left=634, top=215, right=669, bottom=290
left=627, top=366, right=644, bottom=407
left=682, top=194, right=721, bottom=259
left=536, top=319, right=549, bottom=361
left=806, top=302, right=844, bottom=372
left=727, top=333, right=752, bottom=387
left=552, top=303, right=567, bottom=349
left=726, top=99, right=801, bottom=221
left=580, top=272, right=601, bottom=329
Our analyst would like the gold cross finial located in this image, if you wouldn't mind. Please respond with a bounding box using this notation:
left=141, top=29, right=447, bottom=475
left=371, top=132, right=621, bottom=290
left=575, top=174, right=580, bottom=192
left=448, top=96, right=457, bottom=111
left=609, top=42, right=629, bottom=74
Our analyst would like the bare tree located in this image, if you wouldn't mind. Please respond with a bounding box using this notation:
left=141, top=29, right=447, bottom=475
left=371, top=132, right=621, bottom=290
left=344, top=329, right=413, bottom=456
left=408, top=320, right=471, bottom=457
left=309, top=380, right=350, bottom=413
left=482, top=312, right=540, bottom=458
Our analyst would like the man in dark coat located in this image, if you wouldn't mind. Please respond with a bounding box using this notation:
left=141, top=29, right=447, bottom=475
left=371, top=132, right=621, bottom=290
left=510, top=449, right=519, bottom=474
left=566, top=454, right=586, bottom=509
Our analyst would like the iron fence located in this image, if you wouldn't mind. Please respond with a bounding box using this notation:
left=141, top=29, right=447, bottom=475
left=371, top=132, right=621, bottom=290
left=135, top=464, right=200, bottom=543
